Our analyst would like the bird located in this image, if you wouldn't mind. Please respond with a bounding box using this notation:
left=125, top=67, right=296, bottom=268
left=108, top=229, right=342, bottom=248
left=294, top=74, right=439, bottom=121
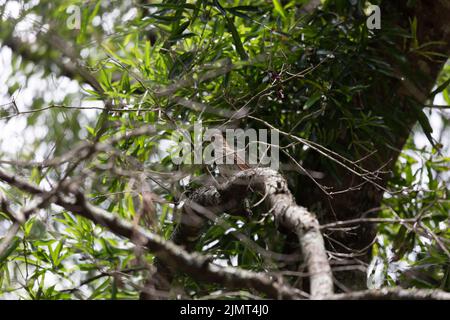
left=211, top=132, right=250, bottom=178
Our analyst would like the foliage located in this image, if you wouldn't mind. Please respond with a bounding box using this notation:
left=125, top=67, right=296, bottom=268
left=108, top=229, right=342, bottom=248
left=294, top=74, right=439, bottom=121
left=0, top=0, right=448, bottom=299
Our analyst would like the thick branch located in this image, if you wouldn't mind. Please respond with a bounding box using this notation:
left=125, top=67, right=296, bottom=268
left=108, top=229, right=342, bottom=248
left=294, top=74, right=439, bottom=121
left=158, top=168, right=333, bottom=299
left=0, top=168, right=303, bottom=300
left=222, top=168, right=333, bottom=298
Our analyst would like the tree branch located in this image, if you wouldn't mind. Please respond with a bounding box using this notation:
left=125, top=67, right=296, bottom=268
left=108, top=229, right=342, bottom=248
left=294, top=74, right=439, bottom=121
left=0, top=168, right=304, bottom=300
left=329, top=288, right=450, bottom=300
left=151, top=168, right=333, bottom=299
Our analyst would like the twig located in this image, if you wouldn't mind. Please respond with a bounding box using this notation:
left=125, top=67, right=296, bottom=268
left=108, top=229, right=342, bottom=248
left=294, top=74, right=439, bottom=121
left=328, top=288, right=450, bottom=300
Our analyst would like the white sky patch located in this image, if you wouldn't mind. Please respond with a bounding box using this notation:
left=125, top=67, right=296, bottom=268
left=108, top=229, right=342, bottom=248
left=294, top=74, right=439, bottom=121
left=0, top=17, right=108, bottom=155
left=202, top=239, right=220, bottom=251
left=224, top=227, right=237, bottom=235
left=213, top=259, right=230, bottom=267
left=402, top=92, right=450, bottom=185
left=1, top=0, right=22, bottom=19
left=102, top=8, right=121, bottom=34
left=122, top=8, right=137, bottom=22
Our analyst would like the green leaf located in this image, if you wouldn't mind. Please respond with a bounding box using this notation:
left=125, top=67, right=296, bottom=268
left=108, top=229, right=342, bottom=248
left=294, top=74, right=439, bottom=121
left=412, top=103, right=435, bottom=147
left=143, top=3, right=196, bottom=10
left=213, top=0, right=227, bottom=16
left=169, top=51, right=195, bottom=79
left=226, top=17, right=248, bottom=60
left=430, top=77, right=450, bottom=99
left=304, top=92, right=322, bottom=109
left=49, top=241, right=64, bottom=267
left=272, top=0, right=287, bottom=19
left=27, top=219, right=47, bottom=240
left=0, top=236, right=20, bottom=263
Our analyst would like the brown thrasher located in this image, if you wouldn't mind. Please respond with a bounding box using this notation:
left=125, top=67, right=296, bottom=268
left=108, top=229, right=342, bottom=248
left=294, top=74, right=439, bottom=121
left=211, top=133, right=250, bottom=178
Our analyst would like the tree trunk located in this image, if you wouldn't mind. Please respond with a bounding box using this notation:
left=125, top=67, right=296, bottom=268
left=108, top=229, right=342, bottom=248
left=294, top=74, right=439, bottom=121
left=295, top=0, right=450, bottom=290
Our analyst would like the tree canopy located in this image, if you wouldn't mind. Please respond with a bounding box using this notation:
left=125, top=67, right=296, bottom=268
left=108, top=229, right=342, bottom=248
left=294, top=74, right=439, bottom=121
left=0, top=0, right=449, bottom=300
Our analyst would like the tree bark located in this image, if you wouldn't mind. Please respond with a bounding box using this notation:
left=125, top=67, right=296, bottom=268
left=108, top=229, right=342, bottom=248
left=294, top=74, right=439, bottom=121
left=295, top=0, right=450, bottom=290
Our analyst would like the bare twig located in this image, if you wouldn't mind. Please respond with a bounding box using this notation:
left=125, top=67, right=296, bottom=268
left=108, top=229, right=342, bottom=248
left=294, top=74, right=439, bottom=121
left=329, top=288, right=450, bottom=300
